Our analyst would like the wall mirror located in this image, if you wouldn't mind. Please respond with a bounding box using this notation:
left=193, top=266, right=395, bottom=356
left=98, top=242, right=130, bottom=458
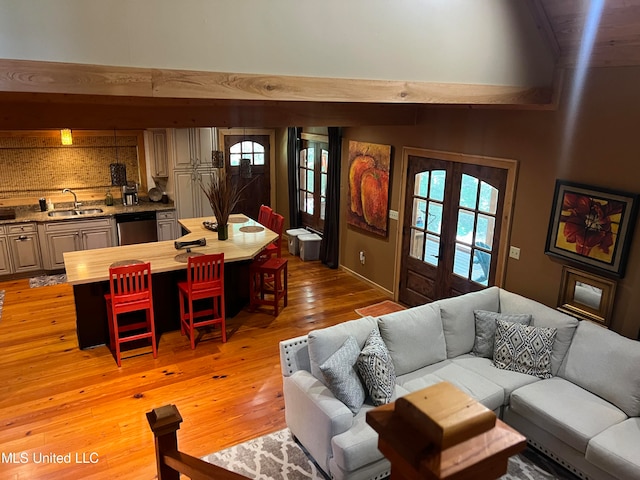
left=557, top=266, right=617, bottom=327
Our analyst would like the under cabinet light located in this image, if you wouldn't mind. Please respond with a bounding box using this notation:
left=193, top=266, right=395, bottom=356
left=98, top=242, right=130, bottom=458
left=60, top=129, right=73, bottom=145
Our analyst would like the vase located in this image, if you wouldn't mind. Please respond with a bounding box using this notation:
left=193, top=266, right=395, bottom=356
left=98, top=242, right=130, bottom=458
left=217, top=223, right=229, bottom=240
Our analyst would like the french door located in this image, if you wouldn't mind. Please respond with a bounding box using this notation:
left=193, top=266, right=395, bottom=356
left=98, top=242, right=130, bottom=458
left=399, top=155, right=509, bottom=305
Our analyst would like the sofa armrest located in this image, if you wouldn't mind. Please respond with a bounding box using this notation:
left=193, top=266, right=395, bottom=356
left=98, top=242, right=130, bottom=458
left=280, top=335, right=311, bottom=377
left=283, top=370, right=354, bottom=474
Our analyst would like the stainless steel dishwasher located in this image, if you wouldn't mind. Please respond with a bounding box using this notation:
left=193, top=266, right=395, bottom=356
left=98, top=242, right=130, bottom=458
left=115, top=211, right=158, bottom=245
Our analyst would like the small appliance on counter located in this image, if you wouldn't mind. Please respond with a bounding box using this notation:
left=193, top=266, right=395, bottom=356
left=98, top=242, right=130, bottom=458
left=0, top=207, right=16, bottom=220
left=122, top=183, right=139, bottom=206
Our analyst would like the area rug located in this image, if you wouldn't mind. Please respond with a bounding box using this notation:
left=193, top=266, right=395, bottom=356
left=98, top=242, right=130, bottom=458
left=29, top=273, right=67, bottom=288
left=203, top=428, right=578, bottom=480
left=355, top=300, right=406, bottom=317
left=0, top=290, right=4, bottom=321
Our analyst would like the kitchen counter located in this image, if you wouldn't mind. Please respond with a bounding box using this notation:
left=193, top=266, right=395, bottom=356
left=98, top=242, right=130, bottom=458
left=64, top=214, right=278, bottom=348
left=64, top=214, right=276, bottom=285
left=0, top=198, right=175, bottom=224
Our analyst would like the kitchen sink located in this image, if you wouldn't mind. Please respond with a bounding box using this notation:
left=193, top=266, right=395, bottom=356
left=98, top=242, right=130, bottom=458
left=47, top=208, right=104, bottom=217
left=76, top=208, right=104, bottom=215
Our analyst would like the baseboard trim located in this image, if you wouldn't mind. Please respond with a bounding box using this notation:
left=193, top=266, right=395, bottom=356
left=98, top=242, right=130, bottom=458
left=339, top=265, right=394, bottom=298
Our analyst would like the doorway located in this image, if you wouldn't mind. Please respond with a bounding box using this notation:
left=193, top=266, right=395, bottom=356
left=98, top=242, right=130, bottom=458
left=398, top=149, right=516, bottom=305
left=221, top=130, right=275, bottom=221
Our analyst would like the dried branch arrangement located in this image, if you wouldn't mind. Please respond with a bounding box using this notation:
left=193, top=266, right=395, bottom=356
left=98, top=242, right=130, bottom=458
left=200, top=169, right=252, bottom=226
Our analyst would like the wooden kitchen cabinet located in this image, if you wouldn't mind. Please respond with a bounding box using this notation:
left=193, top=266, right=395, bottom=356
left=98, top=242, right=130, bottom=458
left=147, top=129, right=169, bottom=178
left=156, top=210, right=177, bottom=241
left=38, top=218, right=116, bottom=270
left=0, top=226, right=11, bottom=275
left=6, top=223, right=42, bottom=273
left=173, top=170, right=214, bottom=220
left=172, top=128, right=215, bottom=219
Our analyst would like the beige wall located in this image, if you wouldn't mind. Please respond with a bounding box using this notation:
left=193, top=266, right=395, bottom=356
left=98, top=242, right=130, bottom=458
left=339, top=66, right=640, bottom=339
left=0, top=1, right=553, bottom=88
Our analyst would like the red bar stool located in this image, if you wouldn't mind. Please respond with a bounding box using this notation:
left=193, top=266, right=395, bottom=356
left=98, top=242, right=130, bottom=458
left=104, top=262, right=157, bottom=367
left=249, top=257, right=288, bottom=316
left=178, top=253, right=226, bottom=349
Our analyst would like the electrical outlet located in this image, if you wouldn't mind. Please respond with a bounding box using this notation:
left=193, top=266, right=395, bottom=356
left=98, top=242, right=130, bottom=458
left=509, top=246, right=521, bottom=260
left=359, top=251, right=365, bottom=265
left=389, top=210, right=399, bottom=220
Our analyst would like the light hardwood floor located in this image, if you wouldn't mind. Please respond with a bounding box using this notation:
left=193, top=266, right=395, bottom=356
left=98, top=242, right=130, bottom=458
left=0, top=252, right=389, bottom=479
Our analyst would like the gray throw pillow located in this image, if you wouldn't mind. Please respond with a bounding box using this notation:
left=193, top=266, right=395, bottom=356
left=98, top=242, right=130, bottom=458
left=319, top=335, right=365, bottom=414
left=493, top=320, right=557, bottom=379
left=357, top=329, right=396, bottom=406
left=472, top=310, right=532, bottom=358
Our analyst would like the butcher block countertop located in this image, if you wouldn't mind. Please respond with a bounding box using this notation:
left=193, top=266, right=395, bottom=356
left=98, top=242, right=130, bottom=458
left=63, top=214, right=277, bottom=285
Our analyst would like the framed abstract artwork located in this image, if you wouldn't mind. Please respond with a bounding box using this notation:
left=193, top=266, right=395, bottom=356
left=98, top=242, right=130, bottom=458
left=545, top=180, right=639, bottom=278
left=347, top=141, right=392, bottom=237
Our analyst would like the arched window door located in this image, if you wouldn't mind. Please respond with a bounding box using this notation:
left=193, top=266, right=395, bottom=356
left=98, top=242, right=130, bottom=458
left=222, top=134, right=271, bottom=221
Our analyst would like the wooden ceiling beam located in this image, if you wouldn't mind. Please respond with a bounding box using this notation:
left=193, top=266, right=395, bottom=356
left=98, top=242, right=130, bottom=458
left=0, top=59, right=554, bottom=109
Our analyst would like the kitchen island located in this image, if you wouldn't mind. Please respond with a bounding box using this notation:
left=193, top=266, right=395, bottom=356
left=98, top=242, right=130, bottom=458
left=64, top=214, right=277, bottom=349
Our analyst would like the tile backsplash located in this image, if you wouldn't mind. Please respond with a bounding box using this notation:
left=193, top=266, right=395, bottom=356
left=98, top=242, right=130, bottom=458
left=0, top=134, right=140, bottom=197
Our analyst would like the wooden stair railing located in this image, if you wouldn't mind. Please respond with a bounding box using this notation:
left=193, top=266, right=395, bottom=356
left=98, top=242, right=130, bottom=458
left=147, top=404, right=248, bottom=480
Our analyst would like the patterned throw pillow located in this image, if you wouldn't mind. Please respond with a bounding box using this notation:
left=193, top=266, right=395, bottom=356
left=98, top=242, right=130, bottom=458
left=472, top=310, right=532, bottom=358
left=493, top=320, right=557, bottom=379
left=357, top=329, right=396, bottom=406
left=319, top=335, right=365, bottom=414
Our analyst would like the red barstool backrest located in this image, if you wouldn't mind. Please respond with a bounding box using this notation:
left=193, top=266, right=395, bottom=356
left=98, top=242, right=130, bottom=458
left=258, top=205, right=273, bottom=227
left=186, top=253, right=224, bottom=297
left=269, top=213, right=284, bottom=236
left=108, top=262, right=152, bottom=310
left=269, top=213, right=285, bottom=257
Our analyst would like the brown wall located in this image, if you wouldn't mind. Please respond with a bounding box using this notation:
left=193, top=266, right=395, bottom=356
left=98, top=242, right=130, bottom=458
left=339, top=66, right=640, bottom=339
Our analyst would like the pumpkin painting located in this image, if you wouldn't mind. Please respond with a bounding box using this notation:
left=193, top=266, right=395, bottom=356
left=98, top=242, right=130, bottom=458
left=347, top=141, right=392, bottom=236
left=361, top=168, right=389, bottom=230
left=349, top=155, right=375, bottom=216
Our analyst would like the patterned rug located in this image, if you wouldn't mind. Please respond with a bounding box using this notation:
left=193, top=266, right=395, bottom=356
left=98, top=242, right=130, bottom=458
left=355, top=300, right=406, bottom=317
left=29, top=273, right=67, bottom=288
left=203, top=428, right=579, bottom=480
left=0, top=290, right=4, bottom=321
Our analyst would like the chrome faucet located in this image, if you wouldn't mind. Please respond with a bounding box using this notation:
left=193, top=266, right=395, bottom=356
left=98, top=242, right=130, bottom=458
left=62, top=188, right=81, bottom=208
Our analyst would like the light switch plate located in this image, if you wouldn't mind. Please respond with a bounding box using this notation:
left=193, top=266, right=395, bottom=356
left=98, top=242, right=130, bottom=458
left=389, top=210, right=399, bottom=220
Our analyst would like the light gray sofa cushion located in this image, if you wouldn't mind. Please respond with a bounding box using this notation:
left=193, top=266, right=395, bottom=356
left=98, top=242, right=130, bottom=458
left=499, top=289, right=579, bottom=375
left=436, top=286, right=500, bottom=358
left=509, top=377, right=627, bottom=453
left=558, top=319, right=640, bottom=417
left=308, top=315, right=378, bottom=382
left=586, top=418, right=640, bottom=480
left=331, top=384, right=410, bottom=473
left=472, top=310, right=532, bottom=358
left=399, top=363, right=504, bottom=412
left=377, top=303, right=444, bottom=376
left=319, top=336, right=366, bottom=414
left=452, top=356, right=539, bottom=399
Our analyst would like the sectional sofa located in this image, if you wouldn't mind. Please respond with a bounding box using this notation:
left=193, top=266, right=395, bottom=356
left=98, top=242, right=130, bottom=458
left=279, top=287, right=640, bottom=480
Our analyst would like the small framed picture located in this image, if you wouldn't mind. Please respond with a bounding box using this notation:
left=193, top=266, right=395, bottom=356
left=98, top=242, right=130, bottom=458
left=545, top=180, right=638, bottom=278
left=557, top=266, right=617, bottom=327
